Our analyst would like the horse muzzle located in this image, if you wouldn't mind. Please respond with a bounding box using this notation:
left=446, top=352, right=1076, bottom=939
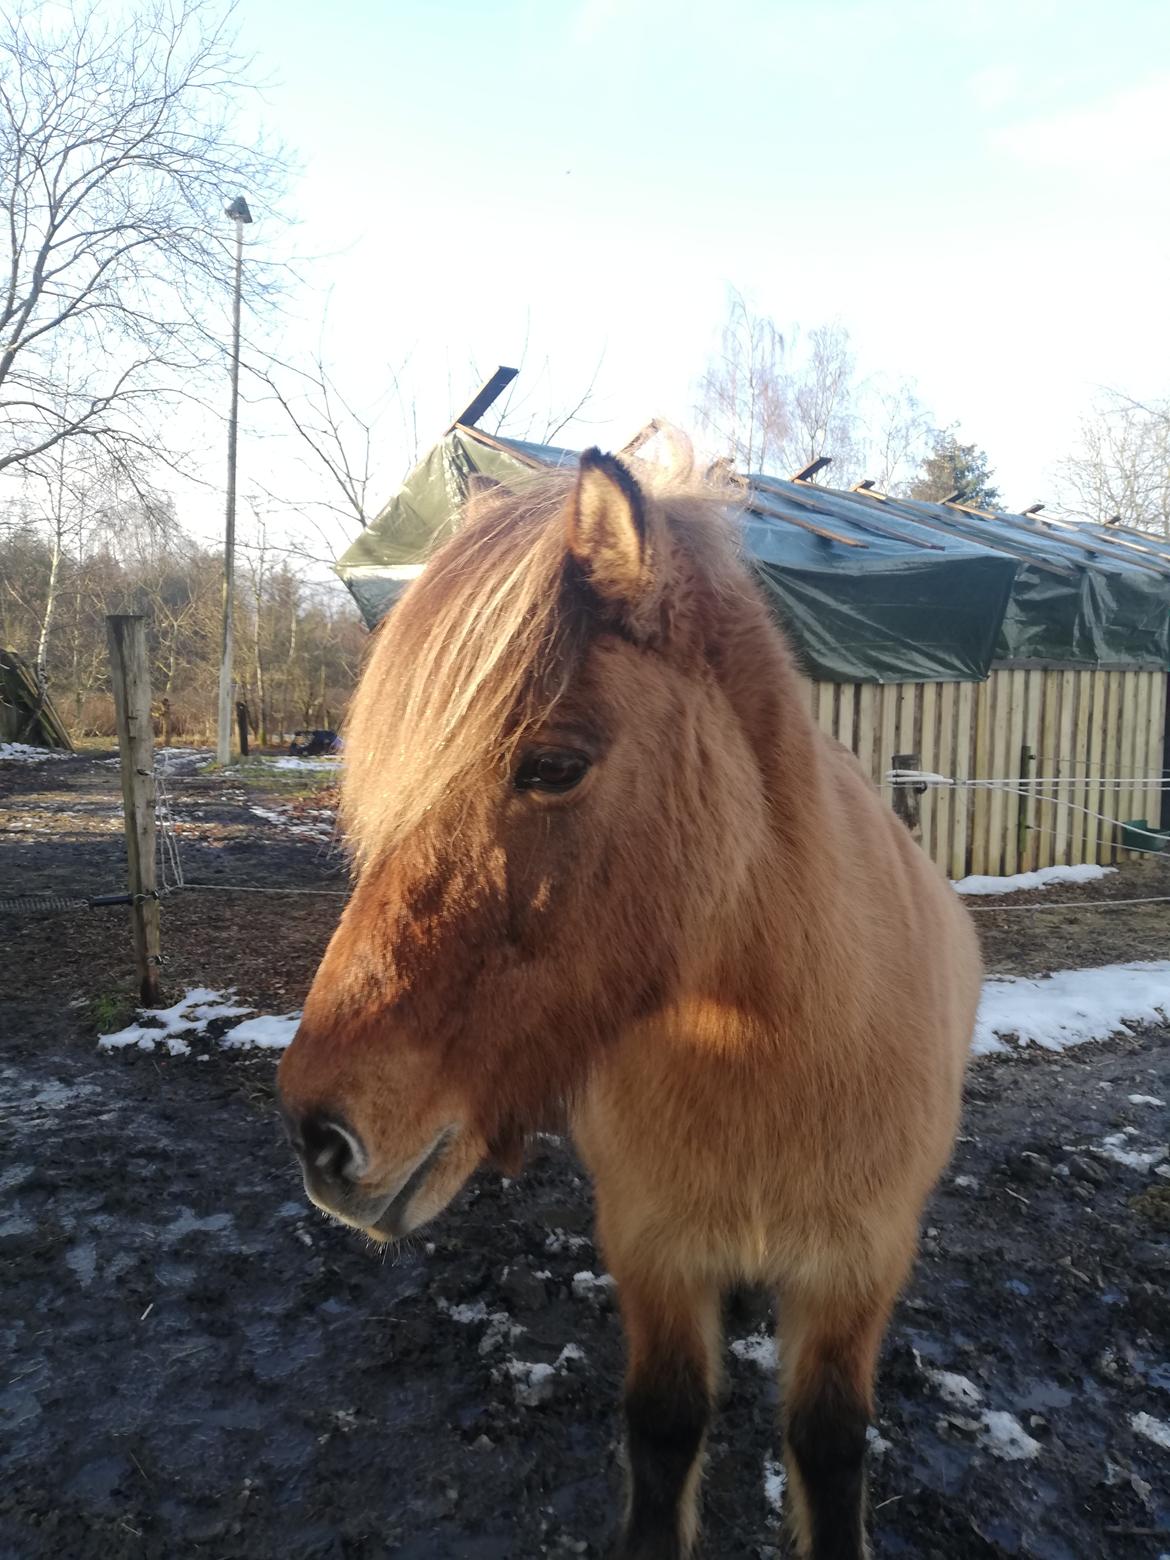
left=284, top=1110, right=455, bottom=1239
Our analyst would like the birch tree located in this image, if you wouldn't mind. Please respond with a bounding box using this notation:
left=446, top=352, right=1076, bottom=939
left=1057, top=391, right=1170, bottom=534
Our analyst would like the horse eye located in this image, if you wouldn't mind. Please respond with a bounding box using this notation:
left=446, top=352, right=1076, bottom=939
left=515, top=749, right=590, bottom=793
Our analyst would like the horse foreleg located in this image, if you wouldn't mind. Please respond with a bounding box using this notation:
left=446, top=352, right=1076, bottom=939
left=778, top=1270, right=905, bottom=1560
left=611, top=1268, right=721, bottom=1560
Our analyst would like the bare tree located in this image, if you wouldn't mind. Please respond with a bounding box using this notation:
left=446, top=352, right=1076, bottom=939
left=252, top=328, right=604, bottom=564
left=475, top=321, right=606, bottom=446
left=697, top=289, right=788, bottom=474
left=0, top=0, right=285, bottom=477
left=865, top=377, right=934, bottom=494
left=1057, top=390, right=1170, bottom=534
left=244, top=344, right=419, bottom=557
left=779, top=322, right=864, bottom=482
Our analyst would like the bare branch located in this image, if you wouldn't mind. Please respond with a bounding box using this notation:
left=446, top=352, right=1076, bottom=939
left=0, top=0, right=288, bottom=476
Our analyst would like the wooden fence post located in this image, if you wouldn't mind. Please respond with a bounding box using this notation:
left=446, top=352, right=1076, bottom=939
left=1017, top=745, right=1034, bottom=869
left=892, top=751, right=924, bottom=841
left=106, top=614, right=162, bottom=1006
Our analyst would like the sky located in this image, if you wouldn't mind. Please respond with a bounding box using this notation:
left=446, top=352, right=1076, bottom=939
left=190, top=0, right=1170, bottom=567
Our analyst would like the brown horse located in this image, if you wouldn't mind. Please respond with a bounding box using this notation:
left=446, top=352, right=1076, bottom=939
left=277, top=447, right=982, bottom=1560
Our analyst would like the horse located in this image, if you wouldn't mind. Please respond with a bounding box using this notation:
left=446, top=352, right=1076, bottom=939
left=276, top=446, right=982, bottom=1560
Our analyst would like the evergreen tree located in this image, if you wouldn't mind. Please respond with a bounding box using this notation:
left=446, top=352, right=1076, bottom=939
left=911, top=428, right=1001, bottom=509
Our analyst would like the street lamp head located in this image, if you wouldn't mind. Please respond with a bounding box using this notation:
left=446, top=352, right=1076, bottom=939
left=224, top=196, right=253, bottom=224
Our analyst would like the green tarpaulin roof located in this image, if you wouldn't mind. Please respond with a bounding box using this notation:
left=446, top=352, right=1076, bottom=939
left=335, top=426, right=1170, bottom=683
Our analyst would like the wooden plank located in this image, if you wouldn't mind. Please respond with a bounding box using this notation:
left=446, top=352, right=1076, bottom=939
left=106, top=614, right=162, bottom=1006
left=746, top=492, right=869, bottom=548
left=986, top=672, right=1009, bottom=877
left=1153, top=674, right=1169, bottom=833
left=1120, top=672, right=1140, bottom=844
left=1119, top=671, right=1139, bottom=850
left=1084, top=673, right=1104, bottom=865
left=935, top=682, right=955, bottom=876
left=1134, top=672, right=1153, bottom=832
left=1052, top=670, right=1076, bottom=864
left=879, top=684, right=898, bottom=798
left=948, top=680, right=973, bottom=886
left=1001, top=669, right=1026, bottom=877
left=996, top=510, right=1170, bottom=575
left=817, top=682, right=837, bottom=739
left=897, top=683, right=917, bottom=761
left=856, top=684, right=877, bottom=784
left=951, top=682, right=974, bottom=879
left=1016, top=672, right=1039, bottom=872
left=919, top=682, right=938, bottom=864
left=1069, top=674, right=1089, bottom=864
left=1122, top=669, right=1137, bottom=846
left=904, top=683, right=923, bottom=836
left=969, top=679, right=993, bottom=875
left=1100, top=672, right=1119, bottom=862
left=1034, top=670, right=1060, bottom=868
left=837, top=682, right=856, bottom=754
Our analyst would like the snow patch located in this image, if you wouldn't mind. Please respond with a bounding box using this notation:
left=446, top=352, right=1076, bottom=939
left=503, top=1344, right=584, bottom=1406
left=258, top=755, right=340, bottom=772
left=220, top=1012, right=301, bottom=1051
left=927, top=1369, right=984, bottom=1410
left=1132, top=1412, right=1170, bottom=1451
left=154, top=747, right=212, bottom=772
left=955, top=863, right=1115, bottom=896
left=571, top=1270, right=615, bottom=1299
left=0, top=742, right=71, bottom=763
left=731, top=1330, right=778, bottom=1373
left=98, top=988, right=253, bottom=1056
left=922, top=1362, right=1041, bottom=1460
left=973, top=962, right=1170, bottom=1057
left=98, top=989, right=301, bottom=1055
left=763, top=1455, right=786, bottom=1514
left=438, top=1299, right=490, bottom=1325
left=248, top=804, right=334, bottom=842
left=1095, top=1133, right=1168, bottom=1172
left=544, top=1229, right=592, bottom=1255
left=1129, top=1093, right=1166, bottom=1106
left=979, top=1410, right=1042, bottom=1461
left=435, top=1297, right=522, bottom=1355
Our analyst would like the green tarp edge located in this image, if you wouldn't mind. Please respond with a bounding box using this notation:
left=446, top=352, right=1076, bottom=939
left=336, top=430, right=1170, bottom=682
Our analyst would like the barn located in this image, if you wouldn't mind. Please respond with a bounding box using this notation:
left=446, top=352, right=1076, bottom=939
left=335, top=423, right=1170, bottom=879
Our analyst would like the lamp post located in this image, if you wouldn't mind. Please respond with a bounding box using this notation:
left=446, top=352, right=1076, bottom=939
left=216, top=195, right=252, bottom=766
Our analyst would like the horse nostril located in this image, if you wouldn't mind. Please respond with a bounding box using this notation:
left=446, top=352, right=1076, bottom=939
left=299, top=1114, right=366, bottom=1185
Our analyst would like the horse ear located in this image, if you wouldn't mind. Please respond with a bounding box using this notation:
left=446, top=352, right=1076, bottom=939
left=566, top=449, right=655, bottom=618
left=466, top=472, right=502, bottom=501
left=461, top=471, right=505, bottom=527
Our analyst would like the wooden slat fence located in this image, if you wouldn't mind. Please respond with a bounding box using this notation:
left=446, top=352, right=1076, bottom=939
left=806, top=668, right=1167, bottom=877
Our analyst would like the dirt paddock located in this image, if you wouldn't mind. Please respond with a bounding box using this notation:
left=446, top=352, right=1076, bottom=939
left=1, top=752, right=1168, bottom=1559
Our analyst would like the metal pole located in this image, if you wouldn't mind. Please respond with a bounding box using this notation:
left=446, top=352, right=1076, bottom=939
left=216, top=214, right=245, bottom=765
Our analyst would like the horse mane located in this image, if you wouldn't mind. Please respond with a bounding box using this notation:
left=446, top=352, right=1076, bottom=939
left=340, top=439, right=748, bottom=868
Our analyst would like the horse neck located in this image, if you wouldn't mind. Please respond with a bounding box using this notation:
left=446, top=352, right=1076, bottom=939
left=705, top=595, right=845, bottom=995
left=717, top=591, right=830, bottom=843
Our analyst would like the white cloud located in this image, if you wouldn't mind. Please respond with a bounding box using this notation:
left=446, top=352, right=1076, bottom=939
left=968, top=62, right=1024, bottom=112
left=993, top=75, right=1170, bottom=172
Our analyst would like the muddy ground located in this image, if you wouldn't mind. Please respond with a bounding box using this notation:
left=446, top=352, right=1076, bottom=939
left=1, top=752, right=1168, bottom=1559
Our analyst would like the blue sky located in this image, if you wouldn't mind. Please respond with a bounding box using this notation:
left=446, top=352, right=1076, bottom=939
left=214, top=0, right=1170, bottom=555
